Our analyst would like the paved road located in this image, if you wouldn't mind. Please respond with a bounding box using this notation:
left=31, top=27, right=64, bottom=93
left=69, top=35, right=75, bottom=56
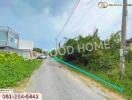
left=28, top=58, right=108, bottom=100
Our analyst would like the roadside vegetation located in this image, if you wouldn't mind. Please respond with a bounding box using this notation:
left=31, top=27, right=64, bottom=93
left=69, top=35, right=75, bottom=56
left=0, top=52, right=42, bottom=88
left=52, top=30, right=132, bottom=99
left=33, top=47, right=47, bottom=54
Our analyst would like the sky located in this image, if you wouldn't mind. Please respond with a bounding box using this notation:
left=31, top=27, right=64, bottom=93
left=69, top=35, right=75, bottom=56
left=0, top=0, right=132, bottom=51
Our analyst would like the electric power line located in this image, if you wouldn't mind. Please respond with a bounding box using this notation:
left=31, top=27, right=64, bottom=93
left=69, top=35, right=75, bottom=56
left=76, top=0, right=117, bottom=36
left=68, top=0, right=111, bottom=37
left=60, top=0, right=102, bottom=40
left=55, top=0, right=81, bottom=39
left=67, top=0, right=97, bottom=34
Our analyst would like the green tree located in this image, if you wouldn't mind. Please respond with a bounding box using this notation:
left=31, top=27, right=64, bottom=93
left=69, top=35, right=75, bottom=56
left=33, top=48, right=43, bottom=53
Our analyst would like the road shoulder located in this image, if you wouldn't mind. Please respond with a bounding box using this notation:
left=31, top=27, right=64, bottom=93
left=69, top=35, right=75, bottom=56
left=58, top=63, right=126, bottom=100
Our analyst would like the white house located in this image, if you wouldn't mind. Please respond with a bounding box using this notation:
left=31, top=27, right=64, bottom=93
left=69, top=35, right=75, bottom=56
left=18, top=40, right=34, bottom=59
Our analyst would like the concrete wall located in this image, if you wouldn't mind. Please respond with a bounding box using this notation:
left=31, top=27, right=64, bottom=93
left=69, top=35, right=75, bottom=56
left=17, top=49, right=33, bottom=59
left=18, top=40, right=34, bottom=59
left=19, top=40, right=34, bottom=50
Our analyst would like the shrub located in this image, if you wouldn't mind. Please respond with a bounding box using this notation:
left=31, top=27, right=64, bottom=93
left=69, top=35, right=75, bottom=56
left=0, top=52, right=42, bottom=88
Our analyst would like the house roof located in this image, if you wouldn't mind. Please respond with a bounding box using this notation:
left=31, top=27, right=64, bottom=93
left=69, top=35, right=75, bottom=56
left=127, top=38, right=132, bottom=43
left=128, top=37, right=132, bottom=42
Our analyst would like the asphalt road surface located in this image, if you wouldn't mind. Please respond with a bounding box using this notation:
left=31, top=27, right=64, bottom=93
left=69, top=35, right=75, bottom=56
left=28, top=58, right=111, bottom=100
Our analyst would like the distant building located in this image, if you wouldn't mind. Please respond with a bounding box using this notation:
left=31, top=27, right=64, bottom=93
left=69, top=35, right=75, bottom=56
left=127, top=38, right=132, bottom=51
left=0, top=26, right=34, bottom=59
left=18, top=40, right=34, bottom=59
left=0, top=26, right=19, bottom=51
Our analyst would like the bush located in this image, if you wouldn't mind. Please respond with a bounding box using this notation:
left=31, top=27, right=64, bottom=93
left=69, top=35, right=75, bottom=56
left=56, top=32, right=132, bottom=99
left=0, top=52, right=42, bottom=88
left=126, top=50, right=132, bottom=62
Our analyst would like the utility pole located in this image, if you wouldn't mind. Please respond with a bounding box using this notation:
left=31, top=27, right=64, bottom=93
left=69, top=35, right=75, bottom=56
left=120, top=0, right=128, bottom=80
left=98, top=0, right=131, bottom=80
left=55, top=38, right=58, bottom=50
left=58, top=42, right=61, bottom=49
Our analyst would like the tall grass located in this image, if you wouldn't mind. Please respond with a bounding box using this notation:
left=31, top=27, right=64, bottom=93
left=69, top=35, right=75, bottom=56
left=0, top=52, right=42, bottom=88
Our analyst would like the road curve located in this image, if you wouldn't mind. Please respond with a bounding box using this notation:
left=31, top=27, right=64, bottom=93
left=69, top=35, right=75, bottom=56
left=28, top=58, right=108, bottom=100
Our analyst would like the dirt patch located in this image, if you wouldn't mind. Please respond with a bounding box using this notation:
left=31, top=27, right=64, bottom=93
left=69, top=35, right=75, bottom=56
left=79, top=75, right=125, bottom=100
left=13, top=78, right=31, bottom=92
left=64, top=66, right=126, bottom=100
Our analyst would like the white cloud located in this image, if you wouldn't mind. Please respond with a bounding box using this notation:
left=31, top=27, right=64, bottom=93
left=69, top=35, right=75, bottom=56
left=0, top=0, right=131, bottom=49
left=55, top=0, right=132, bottom=40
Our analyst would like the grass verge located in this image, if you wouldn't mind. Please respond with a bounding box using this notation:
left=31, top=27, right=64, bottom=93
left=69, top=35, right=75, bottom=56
left=0, top=52, right=42, bottom=88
